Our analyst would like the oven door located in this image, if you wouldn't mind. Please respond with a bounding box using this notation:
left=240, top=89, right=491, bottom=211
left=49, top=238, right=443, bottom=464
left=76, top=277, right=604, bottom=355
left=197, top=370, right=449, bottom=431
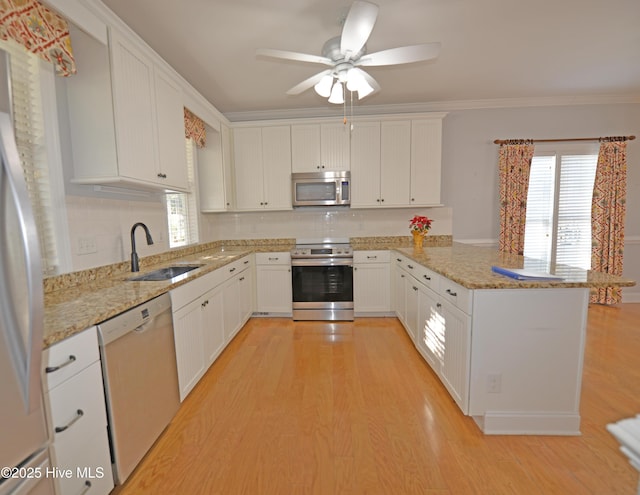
left=291, top=258, right=354, bottom=320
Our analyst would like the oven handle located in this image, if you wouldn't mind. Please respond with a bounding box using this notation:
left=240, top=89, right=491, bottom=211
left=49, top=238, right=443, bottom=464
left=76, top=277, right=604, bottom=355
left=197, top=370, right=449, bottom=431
left=291, top=258, right=354, bottom=267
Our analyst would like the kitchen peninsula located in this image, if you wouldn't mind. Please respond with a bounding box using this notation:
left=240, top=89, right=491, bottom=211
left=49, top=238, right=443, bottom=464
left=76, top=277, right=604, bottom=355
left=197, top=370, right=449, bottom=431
left=43, top=238, right=635, bottom=435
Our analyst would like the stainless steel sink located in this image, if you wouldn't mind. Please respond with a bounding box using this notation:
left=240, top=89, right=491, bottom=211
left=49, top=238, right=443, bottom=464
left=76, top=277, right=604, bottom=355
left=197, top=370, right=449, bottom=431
left=127, top=265, right=203, bottom=282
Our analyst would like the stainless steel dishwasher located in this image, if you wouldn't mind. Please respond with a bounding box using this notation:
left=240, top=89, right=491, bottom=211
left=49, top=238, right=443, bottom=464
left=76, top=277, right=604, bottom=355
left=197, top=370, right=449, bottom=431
left=97, top=292, right=180, bottom=484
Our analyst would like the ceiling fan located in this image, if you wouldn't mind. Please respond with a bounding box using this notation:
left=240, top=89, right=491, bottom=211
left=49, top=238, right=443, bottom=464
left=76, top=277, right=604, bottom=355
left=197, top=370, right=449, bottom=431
left=256, top=0, right=441, bottom=104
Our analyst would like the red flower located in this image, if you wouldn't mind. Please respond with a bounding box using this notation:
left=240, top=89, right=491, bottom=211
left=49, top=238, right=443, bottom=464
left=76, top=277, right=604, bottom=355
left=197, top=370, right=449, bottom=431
left=409, top=215, right=433, bottom=234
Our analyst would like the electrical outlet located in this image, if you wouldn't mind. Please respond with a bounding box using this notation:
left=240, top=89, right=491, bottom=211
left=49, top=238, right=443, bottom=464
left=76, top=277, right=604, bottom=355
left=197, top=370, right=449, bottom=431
left=487, top=373, right=502, bottom=393
left=77, top=236, right=97, bottom=255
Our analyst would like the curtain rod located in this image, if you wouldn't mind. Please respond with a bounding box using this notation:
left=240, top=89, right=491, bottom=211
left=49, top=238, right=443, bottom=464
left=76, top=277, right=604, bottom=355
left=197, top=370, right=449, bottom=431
left=493, top=135, right=636, bottom=145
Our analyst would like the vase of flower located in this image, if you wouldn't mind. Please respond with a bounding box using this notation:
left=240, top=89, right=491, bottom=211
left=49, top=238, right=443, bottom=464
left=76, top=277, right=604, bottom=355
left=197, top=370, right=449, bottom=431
left=409, top=215, right=433, bottom=249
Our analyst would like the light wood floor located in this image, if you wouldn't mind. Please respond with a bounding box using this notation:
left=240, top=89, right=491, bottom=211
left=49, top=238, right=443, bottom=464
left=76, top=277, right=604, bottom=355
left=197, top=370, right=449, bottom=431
left=114, top=305, right=640, bottom=494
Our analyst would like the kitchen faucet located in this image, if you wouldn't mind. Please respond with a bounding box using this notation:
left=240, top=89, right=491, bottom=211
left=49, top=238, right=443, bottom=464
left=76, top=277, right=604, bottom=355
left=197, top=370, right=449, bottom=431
left=130, top=222, right=154, bottom=272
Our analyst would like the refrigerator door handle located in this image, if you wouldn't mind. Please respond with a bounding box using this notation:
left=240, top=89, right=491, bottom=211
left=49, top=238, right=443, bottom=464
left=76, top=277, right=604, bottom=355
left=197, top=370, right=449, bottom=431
left=0, top=113, right=44, bottom=415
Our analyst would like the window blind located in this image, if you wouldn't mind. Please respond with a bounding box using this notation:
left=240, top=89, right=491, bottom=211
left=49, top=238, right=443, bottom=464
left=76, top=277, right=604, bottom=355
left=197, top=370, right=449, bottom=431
left=524, top=148, right=598, bottom=270
left=1, top=39, right=59, bottom=276
left=556, top=154, right=598, bottom=270
left=165, top=138, right=199, bottom=248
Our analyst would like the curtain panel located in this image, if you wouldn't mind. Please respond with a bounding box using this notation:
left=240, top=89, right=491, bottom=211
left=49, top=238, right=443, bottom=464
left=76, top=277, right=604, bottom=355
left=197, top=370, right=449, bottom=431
left=184, top=108, right=206, bottom=148
left=0, top=0, right=76, bottom=76
left=591, top=140, right=627, bottom=305
left=498, top=142, right=535, bottom=255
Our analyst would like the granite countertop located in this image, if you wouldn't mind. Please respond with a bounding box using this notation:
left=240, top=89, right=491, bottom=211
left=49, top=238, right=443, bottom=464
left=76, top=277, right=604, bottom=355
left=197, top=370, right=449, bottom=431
left=43, top=240, right=295, bottom=347
left=43, top=237, right=635, bottom=348
left=393, top=243, right=636, bottom=290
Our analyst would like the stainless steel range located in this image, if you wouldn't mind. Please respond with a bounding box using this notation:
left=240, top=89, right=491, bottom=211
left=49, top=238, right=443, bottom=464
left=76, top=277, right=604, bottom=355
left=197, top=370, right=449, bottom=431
left=290, top=239, right=354, bottom=321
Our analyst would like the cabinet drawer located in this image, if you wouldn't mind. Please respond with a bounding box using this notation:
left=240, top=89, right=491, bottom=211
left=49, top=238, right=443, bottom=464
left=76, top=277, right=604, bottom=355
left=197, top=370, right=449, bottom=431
left=412, top=264, right=439, bottom=291
left=46, top=361, right=109, bottom=446
left=171, top=267, right=226, bottom=310
left=225, top=255, right=253, bottom=275
left=43, top=327, right=99, bottom=391
left=354, top=250, right=390, bottom=263
left=439, top=278, right=472, bottom=314
left=255, top=252, right=291, bottom=265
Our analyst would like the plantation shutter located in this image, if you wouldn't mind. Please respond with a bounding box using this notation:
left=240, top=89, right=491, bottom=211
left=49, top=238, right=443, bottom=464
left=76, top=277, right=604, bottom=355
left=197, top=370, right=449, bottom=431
left=1, top=39, right=59, bottom=275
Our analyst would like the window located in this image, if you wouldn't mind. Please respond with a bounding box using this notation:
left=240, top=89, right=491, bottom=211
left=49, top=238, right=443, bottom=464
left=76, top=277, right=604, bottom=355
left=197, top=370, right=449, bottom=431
left=524, top=144, right=598, bottom=270
left=165, top=137, right=199, bottom=248
left=1, top=38, right=69, bottom=275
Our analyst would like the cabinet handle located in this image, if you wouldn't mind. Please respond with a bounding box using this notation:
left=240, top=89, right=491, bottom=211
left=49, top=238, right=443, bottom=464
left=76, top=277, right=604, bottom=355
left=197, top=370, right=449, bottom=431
left=412, top=286, right=418, bottom=291
left=201, top=300, right=209, bottom=308
left=436, top=302, right=442, bottom=308
left=396, top=258, right=402, bottom=262
left=244, top=260, right=250, bottom=264
left=79, top=481, right=92, bottom=495
left=268, top=257, right=279, bottom=261
left=400, top=274, right=405, bottom=278
left=381, top=198, right=384, bottom=202
left=423, top=275, right=431, bottom=281
left=411, top=198, right=415, bottom=202
left=45, top=355, right=76, bottom=374
left=240, top=276, right=245, bottom=281
left=157, top=173, right=167, bottom=179
left=367, top=256, right=377, bottom=259
left=407, top=264, right=414, bottom=269
left=376, top=199, right=380, bottom=202
left=55, top=409, right=84, bottom=433
left=229, top=267, right=236, bottom=272
left=446, top=289, right=457, bottom=297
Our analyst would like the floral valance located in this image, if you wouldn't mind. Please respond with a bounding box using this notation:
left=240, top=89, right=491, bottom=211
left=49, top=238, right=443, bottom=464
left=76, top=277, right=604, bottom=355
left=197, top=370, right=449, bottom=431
left=0, top=0, right=76, bottom=76
left=184, top=107, right=206, bottom=148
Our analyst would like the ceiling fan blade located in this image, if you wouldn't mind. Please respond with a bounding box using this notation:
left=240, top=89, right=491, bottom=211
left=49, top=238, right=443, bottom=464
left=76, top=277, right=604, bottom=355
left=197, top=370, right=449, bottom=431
left=256, top=48, right=333, bottom=66
left=286, top=69, right=333, bottom=95
left=340, top=1, right=379, bottom=58
left=359, top=69, right=380, bottom=93
left=356, top=42, right=441, bottom=66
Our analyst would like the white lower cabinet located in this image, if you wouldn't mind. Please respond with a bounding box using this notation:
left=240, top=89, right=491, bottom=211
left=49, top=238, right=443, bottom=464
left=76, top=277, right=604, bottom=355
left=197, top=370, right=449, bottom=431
left=255, top=252, right=292, bottom=315
left=353, top=250, right=391, bottom=315
left=394, top=253, right=471, bottom=414
left=171, top=256, right=254, bottom=401
left=43, top=327, right=114, bottom=495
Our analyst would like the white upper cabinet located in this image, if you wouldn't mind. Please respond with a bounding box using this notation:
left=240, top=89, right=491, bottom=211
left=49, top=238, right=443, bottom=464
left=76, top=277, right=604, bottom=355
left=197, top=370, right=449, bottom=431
left=291, top=123, right=350, bottom=172
left=411, top=118, right=443, bottom=206
left=108, top=29, right=188, bottom=191
left=199, top=123, right=234, bottom=212
left=350, top=115, right=445, bottom=208
left=233, top=125, right=292, bottom=210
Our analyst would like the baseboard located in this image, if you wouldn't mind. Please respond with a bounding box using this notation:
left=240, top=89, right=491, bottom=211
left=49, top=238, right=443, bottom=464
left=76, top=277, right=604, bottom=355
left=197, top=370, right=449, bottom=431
left=473, top=412, right=581, bottom=436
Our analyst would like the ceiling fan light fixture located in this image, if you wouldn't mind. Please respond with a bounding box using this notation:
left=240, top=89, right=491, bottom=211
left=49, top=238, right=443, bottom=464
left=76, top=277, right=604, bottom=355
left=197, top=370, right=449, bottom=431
left=314, top=74, right=334, bottom=98
left=356, top=80, right=374, bottom=100
left=328, top=80, right=344, bottom=104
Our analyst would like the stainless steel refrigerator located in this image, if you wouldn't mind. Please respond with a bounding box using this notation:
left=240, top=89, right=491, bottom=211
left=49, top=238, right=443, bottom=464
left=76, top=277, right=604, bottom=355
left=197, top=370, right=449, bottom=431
left=0, top=48, right=55, bottom=495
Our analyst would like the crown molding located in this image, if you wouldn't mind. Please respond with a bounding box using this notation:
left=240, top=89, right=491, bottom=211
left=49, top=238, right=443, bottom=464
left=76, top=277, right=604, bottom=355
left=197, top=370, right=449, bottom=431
left=224, top=94, right=640, bottom=122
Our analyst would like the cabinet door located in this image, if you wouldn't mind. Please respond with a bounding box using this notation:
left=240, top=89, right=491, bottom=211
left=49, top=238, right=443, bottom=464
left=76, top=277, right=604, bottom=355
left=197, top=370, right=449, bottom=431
left=354, top=263, right=390, bottom=313
left=416, top=284, right=441, bottom=372
left=109, top=30, right=157, bottom=183
left=238, top=268, right=254, bottom=324
left=393, top=265, right=408, bottom=325
left=411, top=119, right=442, bottom=205
left=234, top=127, right=264, bottom=210
left=439, top=299, right=471, bottom=414
left=198, top=125, right=227, bottom=211
left=154, top=67, right=188, bottom=191
left=320, top=123, right=350, bottom=170
left=202, top=285, right=225, bottom=366
left=291, top=124, right=321, bottom=172
left=405, top=279, right=420, bottom=344
left=380, top=121, right=411, bottom=206
left=262, top=126, right=292, bottom=210
left=350, top=121, right=381, bottom=208
left=223, top=276, right=241, bottom=342
left=256, top=265, right=292, bottom=313
left=172, top=298, right=205, bottom=401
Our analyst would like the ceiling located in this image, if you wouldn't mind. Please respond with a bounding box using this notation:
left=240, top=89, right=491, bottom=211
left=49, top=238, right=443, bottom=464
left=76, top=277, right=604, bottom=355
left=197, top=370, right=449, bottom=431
left=100, top=0, right=640, bottom=120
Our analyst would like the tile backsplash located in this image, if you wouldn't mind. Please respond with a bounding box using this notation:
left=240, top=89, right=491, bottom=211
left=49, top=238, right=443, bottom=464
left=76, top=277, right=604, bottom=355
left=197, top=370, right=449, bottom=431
left=65, top=194, right=452, bottom=272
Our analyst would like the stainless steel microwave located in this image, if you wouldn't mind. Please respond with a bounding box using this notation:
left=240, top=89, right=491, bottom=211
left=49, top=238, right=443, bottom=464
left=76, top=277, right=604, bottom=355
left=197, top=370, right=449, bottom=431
left=292, top=171, right=350, bottom=207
